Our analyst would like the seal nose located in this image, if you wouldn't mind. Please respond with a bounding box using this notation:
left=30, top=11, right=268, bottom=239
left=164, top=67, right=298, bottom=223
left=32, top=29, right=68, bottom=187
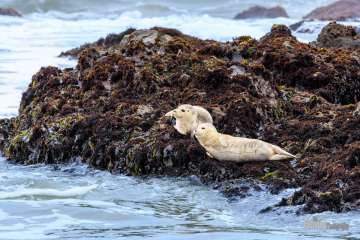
left=166, top=116, right=176, bottom=126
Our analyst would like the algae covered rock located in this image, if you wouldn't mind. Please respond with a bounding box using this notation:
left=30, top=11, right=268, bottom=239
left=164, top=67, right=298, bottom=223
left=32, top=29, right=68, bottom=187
left=316, top=21, right=360, bottom=49
left=1, top=24, right=360, bottom=214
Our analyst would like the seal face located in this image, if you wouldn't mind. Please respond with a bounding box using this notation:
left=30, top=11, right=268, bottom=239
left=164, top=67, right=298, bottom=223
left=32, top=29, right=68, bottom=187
left=165, top=104, right=213, bottom=136
left=194, top=123, right=296, bottom=162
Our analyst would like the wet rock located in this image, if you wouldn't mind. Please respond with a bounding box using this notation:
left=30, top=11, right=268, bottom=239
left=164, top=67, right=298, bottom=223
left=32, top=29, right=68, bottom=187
left=289, top=20, right=306, bottom=32
left=0, top=118, right=15, bottom=151
left=59, top=28, right=137, bottom=57
left=289, top=20, right=316, bottom=34
left=316, top=22, right=360, bottom=49
left=278, top=188, right=346, bottom=214
left=304, top=0, right=360, bottom=21
left=0, top=8, right=22, bottom=17
left=261, top=24, right=292, bottom=40
left=218, top=179, right=262, bottom=199
left=234, top=6, right=288, bottom=19
left=353, top=102, right=360, bottom=117
left=1, top=25, right=360, bottom=214
left=259, top=24, right=360, bottom=105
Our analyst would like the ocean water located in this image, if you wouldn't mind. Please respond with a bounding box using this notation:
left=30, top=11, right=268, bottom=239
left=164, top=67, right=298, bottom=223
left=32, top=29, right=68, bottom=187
left=0, top=0, right=339, bottom=18
left=0, top=0, right=359, bottom=239
left=1, top=157, right=359, bottom=240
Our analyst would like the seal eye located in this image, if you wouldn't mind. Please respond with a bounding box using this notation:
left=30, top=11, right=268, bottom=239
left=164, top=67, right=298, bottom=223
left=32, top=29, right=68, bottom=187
left=181, top=109, right=185, bottom=112
left=201, top=127, right=205, bottom=130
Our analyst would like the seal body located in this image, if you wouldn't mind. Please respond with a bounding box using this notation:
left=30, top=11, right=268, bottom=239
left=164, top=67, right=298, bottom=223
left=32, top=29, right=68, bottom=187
left=194, top=123, right=296, bottom=162
left=165, top=104, right=213, bottom=136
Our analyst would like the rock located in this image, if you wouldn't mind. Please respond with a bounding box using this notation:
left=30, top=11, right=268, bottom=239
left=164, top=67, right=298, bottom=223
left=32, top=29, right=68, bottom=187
left=1, top=25, right=360, bottom=214
left=261, top=24, right=292, bottom=40
left=316, top=22, right=360, bottom=49
left=0, top=118, right=14, bottom=151
left=289, top=20, right=306, bottom=32
left=0, top=8, right=21, bottom=17
left=275, top=188, right=346, bottom=213
left=59, top=28, right=136, bottom=57
left=234, top=5, right=288, bottom=19
left=289, top=20, right=315, bottom=34
left=353, top=102, right=360, bottom=117
left=304, top=0, right=360, bottom=21
left=260, top=24, right=360, bottom=105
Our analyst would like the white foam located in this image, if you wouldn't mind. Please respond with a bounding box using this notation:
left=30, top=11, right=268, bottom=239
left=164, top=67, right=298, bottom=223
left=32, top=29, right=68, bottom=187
left=0, top=185, right=97, bottom=199
left=0, top=0, right=339, bottom=19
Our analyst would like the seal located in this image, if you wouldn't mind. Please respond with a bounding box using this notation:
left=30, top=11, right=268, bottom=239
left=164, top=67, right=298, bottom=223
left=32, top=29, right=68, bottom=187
left=193, top=123, right=296, bottom=162
left=165, top=104, right=213, bottom=136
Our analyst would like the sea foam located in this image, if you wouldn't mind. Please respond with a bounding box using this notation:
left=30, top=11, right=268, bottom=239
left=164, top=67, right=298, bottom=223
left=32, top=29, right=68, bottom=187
left=0, top=185, right=97, bottom=199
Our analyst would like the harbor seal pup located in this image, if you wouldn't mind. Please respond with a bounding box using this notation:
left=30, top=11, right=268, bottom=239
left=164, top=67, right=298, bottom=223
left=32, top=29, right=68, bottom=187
left=194, top=123, right=296, bottom=162
left=165, top=104, right=213, bottom=136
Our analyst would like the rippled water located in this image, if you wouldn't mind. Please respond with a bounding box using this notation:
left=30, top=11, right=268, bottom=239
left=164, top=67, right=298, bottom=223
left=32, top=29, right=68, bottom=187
left=0, top=1, right=360, bottom=239
left=1, top=157, right=359, bottom=240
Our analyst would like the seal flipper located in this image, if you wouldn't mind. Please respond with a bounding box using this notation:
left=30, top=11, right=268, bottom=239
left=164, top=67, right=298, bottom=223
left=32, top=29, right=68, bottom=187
left=269, top=154, right=293, bottom=161
left=269, top=145, right=296, bottom=161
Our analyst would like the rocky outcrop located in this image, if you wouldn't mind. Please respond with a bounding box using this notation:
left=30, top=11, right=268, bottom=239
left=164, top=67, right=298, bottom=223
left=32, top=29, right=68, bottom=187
left=316, top=22, right=360, bottom=49
left=59, top=28, right=136, bottom=57
left=1, top=24, right=360, bottom=214
left=304, top=0, right=360, bottom=21
left=234, top=6, right=288, bottom=19
left=0, top=8, right=22, bottom=17
left=289, top=20, right=316, bottom=34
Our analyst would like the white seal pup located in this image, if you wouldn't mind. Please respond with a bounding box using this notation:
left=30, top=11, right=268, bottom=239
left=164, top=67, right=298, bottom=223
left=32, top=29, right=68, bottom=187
left=165, top=104, right=213, bottom=136
left=193, top=123, right=296, bottom=162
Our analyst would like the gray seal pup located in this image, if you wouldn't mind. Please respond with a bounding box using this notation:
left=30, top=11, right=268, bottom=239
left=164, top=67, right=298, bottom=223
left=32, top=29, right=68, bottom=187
left=193, top=123, right=296, bottom=162
left=165, top=104, right=213, bottom=136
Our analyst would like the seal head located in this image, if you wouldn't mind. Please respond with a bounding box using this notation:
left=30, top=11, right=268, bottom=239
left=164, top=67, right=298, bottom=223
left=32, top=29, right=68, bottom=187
left=165, top=104, right=213, bottom=136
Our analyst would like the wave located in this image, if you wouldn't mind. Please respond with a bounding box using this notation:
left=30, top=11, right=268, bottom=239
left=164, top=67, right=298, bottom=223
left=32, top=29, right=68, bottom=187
left=22, top=11, right=297, bottom=41
left=0, top=0, right=337, bottom=19
left=0, top=185, right=97, bottom=199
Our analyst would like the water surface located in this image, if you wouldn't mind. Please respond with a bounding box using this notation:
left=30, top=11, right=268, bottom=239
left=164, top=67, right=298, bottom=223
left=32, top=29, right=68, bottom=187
left=0, top=157, right=359, bottom=240
left=0, top=1, right=359, bottom=239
